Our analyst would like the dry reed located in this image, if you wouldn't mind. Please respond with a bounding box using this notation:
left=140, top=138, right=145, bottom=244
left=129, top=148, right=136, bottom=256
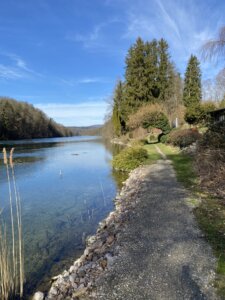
left=0, top=148, right=24, bottom=299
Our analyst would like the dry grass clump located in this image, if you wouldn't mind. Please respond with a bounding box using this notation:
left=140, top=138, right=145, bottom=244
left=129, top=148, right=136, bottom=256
left=195, top=121, right=225, bottom=198
left=0, top=148, right=24, bottom=299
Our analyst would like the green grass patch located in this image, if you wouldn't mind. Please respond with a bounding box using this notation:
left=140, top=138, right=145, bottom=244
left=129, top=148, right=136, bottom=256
left=157, top=143, right=198, bottom=189
left=143, top=144, right=162, bottom=164
left=195, top=198, right=225, bottom=297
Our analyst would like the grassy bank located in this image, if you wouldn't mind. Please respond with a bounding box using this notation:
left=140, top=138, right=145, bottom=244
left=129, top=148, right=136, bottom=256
left=156, top=143, right=225, bottom=298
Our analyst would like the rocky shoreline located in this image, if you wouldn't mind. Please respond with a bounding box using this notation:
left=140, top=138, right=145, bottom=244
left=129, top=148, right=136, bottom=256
left=33, top=166, right=146, bottom=300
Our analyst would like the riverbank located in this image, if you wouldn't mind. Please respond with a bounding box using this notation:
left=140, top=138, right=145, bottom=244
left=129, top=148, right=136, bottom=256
left=34, top=151, right=218, bottom=300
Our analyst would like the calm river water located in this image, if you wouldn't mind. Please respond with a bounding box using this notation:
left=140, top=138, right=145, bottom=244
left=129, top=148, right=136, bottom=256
left=0, top=136, right=124, bottom=297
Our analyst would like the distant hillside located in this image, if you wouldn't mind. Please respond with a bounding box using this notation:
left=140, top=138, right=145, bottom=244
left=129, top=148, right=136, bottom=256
left=0, top=97, right=72, bottom=140
left=68, top=125, right=103, bottom=136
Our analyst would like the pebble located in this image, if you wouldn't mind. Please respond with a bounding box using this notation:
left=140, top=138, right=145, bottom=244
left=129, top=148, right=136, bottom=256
left=32, top=292, right=44, bottom=300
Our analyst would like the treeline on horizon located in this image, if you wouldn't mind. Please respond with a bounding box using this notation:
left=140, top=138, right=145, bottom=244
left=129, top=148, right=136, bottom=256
left=0, top=97, right=72, bottom=140
left=68, top=125, right=103, bottom=136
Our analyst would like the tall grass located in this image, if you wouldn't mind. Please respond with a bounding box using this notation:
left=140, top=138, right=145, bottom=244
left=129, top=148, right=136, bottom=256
left=0, top=148, right=24, bottom=299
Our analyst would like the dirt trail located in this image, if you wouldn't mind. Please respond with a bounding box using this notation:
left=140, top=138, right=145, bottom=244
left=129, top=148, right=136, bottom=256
left=95, top=159, right=217, bottom=300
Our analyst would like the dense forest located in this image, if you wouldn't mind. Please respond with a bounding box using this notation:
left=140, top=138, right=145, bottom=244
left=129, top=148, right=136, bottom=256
left=0, top=97, right=72, bottom=140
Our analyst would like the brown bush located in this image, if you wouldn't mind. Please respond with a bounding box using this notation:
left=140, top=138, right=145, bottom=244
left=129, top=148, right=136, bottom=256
left=168, top=128, right=201, bottom=148
left=130, top=127, right=148, bottom=139
left=195, top=121, right=225, bottom=198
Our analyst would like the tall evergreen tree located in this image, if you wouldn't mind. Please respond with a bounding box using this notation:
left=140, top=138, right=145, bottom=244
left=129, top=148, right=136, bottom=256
left=125, top=37, right=146, bottom=113
left=183, top=55, right=202, bottom=107
left=157, top=39, right=174, bottom=102
left=144, top=39, right=159, bottom=101
left=164, top=67, right=183, bottom=123
left=183, top=55, right=202, bottom=124
left=112, top=80, right=126, bottom=136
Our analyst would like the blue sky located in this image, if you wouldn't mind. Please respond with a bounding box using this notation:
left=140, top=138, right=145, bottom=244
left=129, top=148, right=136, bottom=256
left=0, top=0, right=224, bottom=126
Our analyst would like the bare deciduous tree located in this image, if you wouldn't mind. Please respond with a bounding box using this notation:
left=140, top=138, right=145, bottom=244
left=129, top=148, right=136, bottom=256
left=202, top=26, right=225, bottom=61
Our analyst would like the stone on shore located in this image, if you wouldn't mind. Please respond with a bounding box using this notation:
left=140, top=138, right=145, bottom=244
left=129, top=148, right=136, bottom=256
left=32, top=291, right=44, bottom=300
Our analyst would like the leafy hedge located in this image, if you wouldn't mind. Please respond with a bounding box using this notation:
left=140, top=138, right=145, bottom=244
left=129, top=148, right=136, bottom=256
left=168, top=128, right=201, bottom=148
left=112, top=147, right=148, bottom=172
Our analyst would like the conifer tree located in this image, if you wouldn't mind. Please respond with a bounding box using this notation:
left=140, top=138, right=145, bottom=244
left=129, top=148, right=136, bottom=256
left=112, top=80, right=125, bottom=136
left=164, top=67, right=183, bottom=123
left=125, top=37, right=146, bottom=113
left=145, top=39, right=159, bottom=101
left=183, top=55, right=202, bottom=124
left=157, top=39, right=174, bottom=102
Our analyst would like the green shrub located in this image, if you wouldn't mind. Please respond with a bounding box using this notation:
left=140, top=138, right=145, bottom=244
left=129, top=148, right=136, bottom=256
left=160, top=134, right=168, bottom=144
left=112, top=147, right=148, bottom=172
left=141, top=111, right=171, bottom=134
left=168, top=128, right=201, bottom=148
left=184, top=105, right=202, bottom=125
left=185, top=102, right=217, bottom=126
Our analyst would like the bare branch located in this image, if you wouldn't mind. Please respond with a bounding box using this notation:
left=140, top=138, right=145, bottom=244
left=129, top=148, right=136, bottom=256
left=201, top=26, right=225, bottom=62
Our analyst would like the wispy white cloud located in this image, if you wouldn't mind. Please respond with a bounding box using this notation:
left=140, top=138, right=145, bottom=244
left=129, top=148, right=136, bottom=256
left=123, top=13, right=157, bottom=39
left=65, top=18, right=124, bottom=53
left=61, top=77, right=111, bottom=86
left=35, top=101, right=109, bottom=126
left=122, top=0, right=182, bottom=41
left=70, top=23, right=104, bottom=45
left=155, top=0, right=181, bottom=40
left=66, top=22, right=107, bottom=49
left=120, top=0, right=224, bottom=77
left=0, top=52, right=43, bottom=80
left=0, top=64, right=25, bottom=80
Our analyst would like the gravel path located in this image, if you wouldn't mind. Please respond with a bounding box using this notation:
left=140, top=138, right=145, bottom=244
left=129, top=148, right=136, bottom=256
left=95, top=160, right=217, bottom=300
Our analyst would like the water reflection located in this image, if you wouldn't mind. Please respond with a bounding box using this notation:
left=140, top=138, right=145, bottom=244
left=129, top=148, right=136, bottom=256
left=0, top=136, right=124, bottom=298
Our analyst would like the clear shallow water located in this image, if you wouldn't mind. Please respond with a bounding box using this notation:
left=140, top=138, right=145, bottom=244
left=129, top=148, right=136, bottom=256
left=0, top=136, right=124, bottom=297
